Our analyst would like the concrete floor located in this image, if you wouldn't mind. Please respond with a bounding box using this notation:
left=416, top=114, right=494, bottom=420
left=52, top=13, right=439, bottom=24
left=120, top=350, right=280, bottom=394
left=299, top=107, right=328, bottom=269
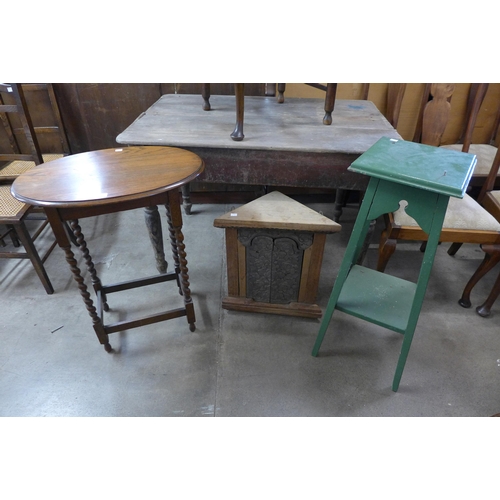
left=1, top=196, right=500, bottom=417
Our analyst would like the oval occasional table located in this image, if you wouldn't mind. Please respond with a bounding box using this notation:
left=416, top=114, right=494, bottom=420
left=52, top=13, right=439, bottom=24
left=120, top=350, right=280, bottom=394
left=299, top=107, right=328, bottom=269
left=11, top=146, right=204, bottom=352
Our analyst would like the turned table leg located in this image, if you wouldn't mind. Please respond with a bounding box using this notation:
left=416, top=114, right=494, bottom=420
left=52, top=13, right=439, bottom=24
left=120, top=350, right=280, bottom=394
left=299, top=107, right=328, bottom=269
left=144, top=205, right=168, bottom=273
left=181, top=185, right=192, bottom=215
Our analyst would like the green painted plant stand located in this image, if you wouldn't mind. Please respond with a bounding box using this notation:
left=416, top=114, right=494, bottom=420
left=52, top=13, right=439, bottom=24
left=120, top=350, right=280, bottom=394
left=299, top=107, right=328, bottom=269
left=311, top=137, right=476, bottom=391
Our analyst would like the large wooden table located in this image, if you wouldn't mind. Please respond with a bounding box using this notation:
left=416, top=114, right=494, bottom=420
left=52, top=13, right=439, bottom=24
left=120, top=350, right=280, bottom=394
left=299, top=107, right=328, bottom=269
left=117, top=94, right=402, bottom=217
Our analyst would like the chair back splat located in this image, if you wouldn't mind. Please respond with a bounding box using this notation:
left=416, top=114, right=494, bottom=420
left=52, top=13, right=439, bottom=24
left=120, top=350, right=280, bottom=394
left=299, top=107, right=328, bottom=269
left=0, top=83, right=43, bottom=167
left=0, top=83, right=70, bottom=182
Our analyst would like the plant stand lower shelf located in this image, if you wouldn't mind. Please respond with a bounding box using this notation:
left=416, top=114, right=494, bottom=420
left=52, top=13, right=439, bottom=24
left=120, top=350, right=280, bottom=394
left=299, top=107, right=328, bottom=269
left=336, top=265, right=417, bottom=334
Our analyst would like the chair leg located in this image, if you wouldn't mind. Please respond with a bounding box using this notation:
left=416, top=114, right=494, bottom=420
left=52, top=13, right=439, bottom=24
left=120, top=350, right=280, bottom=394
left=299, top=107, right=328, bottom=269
left=201, top=83, right=211, bottom=111
left=7, top=224, right=21, bottom=247
left=14, top=220, right=54, bottom=294
left=230, top=83, right=245, bottom=141
left=277, top=83, right=286, bottom=103
left=459, top=245, right=500, bottom=309
left=0, top=225, right=6, bottom=247
left=476, top=271, right=500, bottom=317
left=356, top=219, right=377, bottom=265
left=448, top=242, right=463, bottom=256
left=377, top=229, right=397, bottom=272
left=333, top=188, right=348, bottom=222
left=323, top=83, right=337, bottom=125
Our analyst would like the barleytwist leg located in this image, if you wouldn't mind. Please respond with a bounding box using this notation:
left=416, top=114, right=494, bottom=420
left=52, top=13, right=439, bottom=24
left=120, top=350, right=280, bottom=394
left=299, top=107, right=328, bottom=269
left=69, top=219, right=109, bottom=312
left=165, top=190, right=196, bottom=332
left=165, top=203, right=182, bottom=295
left=61, top=242, right=111, bottom=352
left=174, top=231, right=195, bottom=332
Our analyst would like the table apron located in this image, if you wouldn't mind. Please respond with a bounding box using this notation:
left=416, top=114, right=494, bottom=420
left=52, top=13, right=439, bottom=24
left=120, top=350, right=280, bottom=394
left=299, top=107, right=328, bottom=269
left=170, top=147, right=369, bottom=190
left=46, top=191, right=175, bottom=221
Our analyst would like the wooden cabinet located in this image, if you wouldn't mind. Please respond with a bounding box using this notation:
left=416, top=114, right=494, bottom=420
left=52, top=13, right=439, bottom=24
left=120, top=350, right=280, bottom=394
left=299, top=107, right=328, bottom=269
left=214, top=191, right=341, bottom=318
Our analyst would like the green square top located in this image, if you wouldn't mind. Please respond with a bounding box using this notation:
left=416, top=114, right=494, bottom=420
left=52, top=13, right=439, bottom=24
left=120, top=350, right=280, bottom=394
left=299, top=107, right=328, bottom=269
left=348, top=137, right=477, bottom=198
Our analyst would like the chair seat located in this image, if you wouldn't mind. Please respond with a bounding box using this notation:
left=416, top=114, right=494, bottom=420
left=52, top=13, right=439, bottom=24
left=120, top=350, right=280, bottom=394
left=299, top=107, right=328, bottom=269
left=0, top=185, right=29, bottom=218
left=0, top=153, right=64, bottom=179
left=487, top=190, right=500, bottom=204
left=441, top=143, right=498, bottom=176
left=393, top=193, right=500, bottom=231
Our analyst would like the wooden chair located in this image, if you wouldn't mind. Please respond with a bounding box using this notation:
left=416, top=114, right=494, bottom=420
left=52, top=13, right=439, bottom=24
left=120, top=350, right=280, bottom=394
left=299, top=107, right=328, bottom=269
left=0, top=83, right=66, bottom=294
left=201, top=83, right=338, bottom=141
left=0, top=186, right=56, bottom=293
left=0, top=83, right=70, bottom=181
left=377, top=83, right=500, bottom=276
left=439, top=84, right=499, bottom=191
left=458, top=145, right=500, bottom=316
left=435, top=84, right=500, bottom=257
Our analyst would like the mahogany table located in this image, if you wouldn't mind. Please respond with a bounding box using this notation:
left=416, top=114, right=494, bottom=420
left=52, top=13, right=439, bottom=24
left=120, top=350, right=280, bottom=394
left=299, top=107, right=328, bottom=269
left=11, top=146, right=204, bottom=352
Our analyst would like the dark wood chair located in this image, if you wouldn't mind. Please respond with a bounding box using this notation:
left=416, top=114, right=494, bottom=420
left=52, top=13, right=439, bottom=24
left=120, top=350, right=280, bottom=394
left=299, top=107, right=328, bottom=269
left=376, top=83, right=500, bottom=277
left=0, top=83, right=67, bottom=293
left=439, top=84, right=500, bottom=191
left=201, top=83, right=338, bottom=141
left=0, top=83, right=70, bottom=181
left=433, top=84, right=500, bottom=257
left=458, top=144, right=500, bottom=316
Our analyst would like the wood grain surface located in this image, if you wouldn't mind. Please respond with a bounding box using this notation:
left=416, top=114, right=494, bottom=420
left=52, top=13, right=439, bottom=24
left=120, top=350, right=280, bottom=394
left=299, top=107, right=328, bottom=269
left=11, top=146, right=204, bottom=208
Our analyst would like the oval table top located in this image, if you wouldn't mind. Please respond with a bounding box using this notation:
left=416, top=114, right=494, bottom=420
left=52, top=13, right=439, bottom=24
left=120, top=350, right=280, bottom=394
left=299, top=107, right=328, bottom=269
left=11, top=146, right=205, bottom=208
